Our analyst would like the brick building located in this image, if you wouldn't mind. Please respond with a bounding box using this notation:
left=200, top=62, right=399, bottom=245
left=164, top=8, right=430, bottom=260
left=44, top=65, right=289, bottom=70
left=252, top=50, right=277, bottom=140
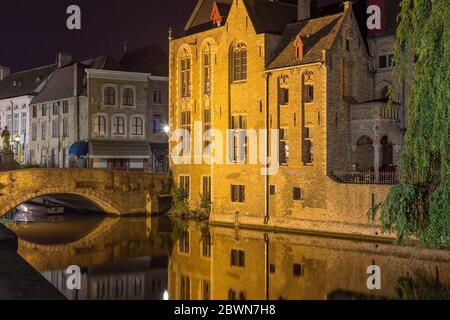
left=169, top=0, right=408, bottom=236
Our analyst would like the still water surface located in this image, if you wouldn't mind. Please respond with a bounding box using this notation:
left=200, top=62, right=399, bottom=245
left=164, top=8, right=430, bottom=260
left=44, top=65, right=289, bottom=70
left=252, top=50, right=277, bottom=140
left=7, top=214, right=450, bottom=300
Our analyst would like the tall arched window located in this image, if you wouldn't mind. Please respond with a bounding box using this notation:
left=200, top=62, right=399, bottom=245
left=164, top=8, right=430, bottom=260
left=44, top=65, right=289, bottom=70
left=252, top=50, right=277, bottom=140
left=232, top=43, right=247, bottom=82
left=122, top=87, right=135, bottom=106
left=113, top=116, right=125, bottom=135
left=180, top=49, right=191, bottom=98
left=131, top=117, right=143, bottom=136
left=104, top=86, right=116, bottom=105
left=94, top=116, right=107, bottom=135
left=203, top=44, right=212, bottom=94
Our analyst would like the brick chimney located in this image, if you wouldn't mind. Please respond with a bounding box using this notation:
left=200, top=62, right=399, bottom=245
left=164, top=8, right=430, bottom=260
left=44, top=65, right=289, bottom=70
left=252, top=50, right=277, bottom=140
left=73, top=62, right=83, bottom=97
left=57, top=53, right=72, bottom=68
left=0, top=66, right=10, bottom=80
left=298, top=0, right=311, bottom=21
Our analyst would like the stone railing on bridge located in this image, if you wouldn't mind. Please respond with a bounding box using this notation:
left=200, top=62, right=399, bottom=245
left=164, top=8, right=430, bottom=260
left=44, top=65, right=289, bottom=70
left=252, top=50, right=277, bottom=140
left=0, top=168, right=171, bottom=217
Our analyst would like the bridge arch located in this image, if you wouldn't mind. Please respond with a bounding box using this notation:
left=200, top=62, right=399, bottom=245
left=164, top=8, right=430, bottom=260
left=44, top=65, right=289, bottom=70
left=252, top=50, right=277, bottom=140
left=0, top=168, right=171, bottom=218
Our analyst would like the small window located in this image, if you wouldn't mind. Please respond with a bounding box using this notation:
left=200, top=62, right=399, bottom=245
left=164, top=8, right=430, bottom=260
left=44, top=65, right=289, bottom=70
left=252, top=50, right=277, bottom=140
left=179, top=275, right=190, bottom=300
left=122, top=87, right=135, bottom=106
left=179, top=231, right=190, bottom=254
left=104, top=87, right=116, bottom=105
left=279, top=88, right=289, bottom=105
left=63, top=118, right=69, bottom=137
left=113, top=117, right=125, bottom=135
left=230, top=249, right=245, bottom=267
left=153, top=89, right=163, bottom=104
left=131, top=117, right=143, bottom=136
left=293, top=264, right=305, bottom=277
left=52, top=103, right=59, bottom=115
left=41, top=122, right=47, bottom=140
left=232, top=43, right=247, bottom=82
left=202, top=232, right=212, bottom=258
left=201, top=280, right=210, bottom=300
left=32, top=106, right=37, bottom=118
left=179, top=176, right=190, bottom=198
left=228, top=289, right=236, bottom=300
left=52, top=119, right=59, bottom=138
left=231, top=185, right=245, bottom=203
left=63, top=100, right=69, bottom=113
left=152, top=114, right=163, bottom=134
left=293, top=188, right=303, bottom=201
left=94, top=116, right=107, bottom=135
left=379, top=54, right=394, bottom=69
left=279, top=128, right=289, bottom=164
left=269, top=185, right=276, bottom=195
left=345, top=38, right=350, bottom=51
left=202, top=176, right=211, bottom=199
left=304, top=85, right=314, bottom=103
left=270, top=264, right=276, bottom=274
left=42, top=104, right=47, bottom=116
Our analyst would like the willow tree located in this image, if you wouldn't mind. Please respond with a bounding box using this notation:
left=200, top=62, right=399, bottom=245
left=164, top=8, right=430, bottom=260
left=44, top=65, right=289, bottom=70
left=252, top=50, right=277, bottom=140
left=370, top=0, right=450, bottom=247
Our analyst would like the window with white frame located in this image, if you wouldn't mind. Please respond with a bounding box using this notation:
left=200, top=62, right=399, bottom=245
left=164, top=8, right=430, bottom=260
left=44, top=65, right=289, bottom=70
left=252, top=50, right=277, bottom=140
left=94, top=116, right=107, bottom=135
left=113, top=116, right=125, bottom=135
left=131, top=117, right=143, bottom=136
left=104, top=86, right=116, bottom=106
left=153, top=88, right=163, bottom=104
left=122, top=87, right=135, bottom=106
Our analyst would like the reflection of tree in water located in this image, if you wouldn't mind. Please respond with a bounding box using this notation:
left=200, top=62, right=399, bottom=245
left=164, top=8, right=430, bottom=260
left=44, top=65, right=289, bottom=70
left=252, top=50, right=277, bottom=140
left=396, top=268, right=450, bottom=300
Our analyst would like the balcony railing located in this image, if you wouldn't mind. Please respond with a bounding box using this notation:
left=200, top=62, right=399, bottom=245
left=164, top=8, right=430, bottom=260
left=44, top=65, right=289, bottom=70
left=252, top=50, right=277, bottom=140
left=331, top=170, right=399, bottom=185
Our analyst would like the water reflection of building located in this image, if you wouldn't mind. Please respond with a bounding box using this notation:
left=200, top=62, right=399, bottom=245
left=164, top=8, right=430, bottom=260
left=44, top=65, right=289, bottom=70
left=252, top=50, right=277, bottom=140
left=41, top=256, right=168, bottom=300
left=169, top=223, right=450, bottom=300
left=15, top=217, right=173, bottom=301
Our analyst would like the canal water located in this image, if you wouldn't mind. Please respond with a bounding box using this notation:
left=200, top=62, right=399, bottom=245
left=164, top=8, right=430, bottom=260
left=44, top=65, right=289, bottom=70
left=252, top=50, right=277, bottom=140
left=4, top=214, right=450, bottom=300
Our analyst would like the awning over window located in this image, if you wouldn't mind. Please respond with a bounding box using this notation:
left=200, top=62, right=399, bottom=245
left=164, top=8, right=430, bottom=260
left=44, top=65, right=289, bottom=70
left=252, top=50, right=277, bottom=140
left=69, top=140, right=89, bottom=156
left=89, top=140, right=150, bottom=159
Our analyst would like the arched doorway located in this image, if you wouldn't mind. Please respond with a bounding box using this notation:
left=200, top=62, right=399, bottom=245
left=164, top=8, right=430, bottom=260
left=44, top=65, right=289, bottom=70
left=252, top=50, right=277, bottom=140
left=353, top=135, right=374, bottom=170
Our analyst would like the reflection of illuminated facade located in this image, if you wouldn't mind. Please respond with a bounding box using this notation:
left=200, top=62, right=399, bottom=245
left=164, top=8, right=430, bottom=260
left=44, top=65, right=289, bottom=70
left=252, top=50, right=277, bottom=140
left=169, top=223, right=450, bottom=300
left=41, top=257, right=168, bottom=300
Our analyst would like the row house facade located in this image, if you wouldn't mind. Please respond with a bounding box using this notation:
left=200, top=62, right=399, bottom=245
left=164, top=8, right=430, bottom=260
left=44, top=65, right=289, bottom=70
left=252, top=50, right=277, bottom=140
left=169, top=0, right=407, bottom=235
left=0, top=63, right=57, bottom=163
left=28, top=48, right=169, bottom=172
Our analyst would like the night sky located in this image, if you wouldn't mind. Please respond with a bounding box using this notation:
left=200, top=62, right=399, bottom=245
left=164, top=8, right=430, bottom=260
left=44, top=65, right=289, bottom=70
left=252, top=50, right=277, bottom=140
left=0, top=0, right=198, bottom=72
left=1, top=0, right=346, bottom=73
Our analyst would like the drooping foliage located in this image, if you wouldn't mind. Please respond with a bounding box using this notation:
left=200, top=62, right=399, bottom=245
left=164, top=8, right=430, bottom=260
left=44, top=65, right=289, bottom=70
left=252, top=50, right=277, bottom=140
left=369, top=0, right=450, bottom=247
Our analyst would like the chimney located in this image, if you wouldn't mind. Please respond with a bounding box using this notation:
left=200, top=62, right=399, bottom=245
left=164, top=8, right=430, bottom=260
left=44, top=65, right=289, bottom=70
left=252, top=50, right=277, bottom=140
left=0, top=66, right=10, bottom=80
left=73, top=62, right=83, bottom=97
left=298, top=0, right=311, bottom=21
left=57, top=52, right=72, bottom=68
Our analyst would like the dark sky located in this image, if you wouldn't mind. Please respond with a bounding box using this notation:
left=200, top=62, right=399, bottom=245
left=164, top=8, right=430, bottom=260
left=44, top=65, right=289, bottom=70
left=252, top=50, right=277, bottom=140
left=0, top=0, right=198, bottom=72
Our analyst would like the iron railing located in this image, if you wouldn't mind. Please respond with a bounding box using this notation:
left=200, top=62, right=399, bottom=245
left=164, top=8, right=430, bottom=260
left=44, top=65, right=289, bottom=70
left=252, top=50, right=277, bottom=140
left=332, top=170, right=399, bottom=185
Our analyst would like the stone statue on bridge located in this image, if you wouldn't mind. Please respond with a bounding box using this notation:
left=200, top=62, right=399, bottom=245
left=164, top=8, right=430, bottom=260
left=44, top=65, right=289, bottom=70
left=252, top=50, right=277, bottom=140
left=1, top=127, right=11, bottom=154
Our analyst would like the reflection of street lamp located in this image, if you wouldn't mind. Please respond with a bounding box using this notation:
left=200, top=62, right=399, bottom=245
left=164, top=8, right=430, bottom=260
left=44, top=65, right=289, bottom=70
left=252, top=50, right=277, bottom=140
left=14, top=134, right=21, bottom=160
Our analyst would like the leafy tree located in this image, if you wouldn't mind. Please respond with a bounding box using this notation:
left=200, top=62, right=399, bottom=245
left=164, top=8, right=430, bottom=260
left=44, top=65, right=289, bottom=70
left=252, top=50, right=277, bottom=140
left=370, top=0, right=449, bottom=247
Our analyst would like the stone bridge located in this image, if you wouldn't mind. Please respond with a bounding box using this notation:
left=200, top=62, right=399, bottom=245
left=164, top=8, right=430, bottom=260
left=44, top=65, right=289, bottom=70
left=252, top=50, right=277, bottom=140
left=0, top=169, right=171, bottom=217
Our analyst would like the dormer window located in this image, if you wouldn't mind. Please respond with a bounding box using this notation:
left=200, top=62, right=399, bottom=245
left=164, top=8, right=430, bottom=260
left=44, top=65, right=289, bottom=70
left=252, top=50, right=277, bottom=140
left=210, top=2, right=222, bottom=27
left=294, top=36, right=304, bottom=61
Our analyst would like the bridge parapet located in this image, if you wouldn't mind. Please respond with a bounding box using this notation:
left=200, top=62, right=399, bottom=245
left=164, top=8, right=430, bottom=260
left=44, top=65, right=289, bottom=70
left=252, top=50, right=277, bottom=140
left=0, top=169, right=171, bottom=217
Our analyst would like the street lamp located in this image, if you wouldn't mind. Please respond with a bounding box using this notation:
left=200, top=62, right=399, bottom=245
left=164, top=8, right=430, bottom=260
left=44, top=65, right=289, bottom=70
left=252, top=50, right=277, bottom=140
left=163, top=125, right=170, bottom=134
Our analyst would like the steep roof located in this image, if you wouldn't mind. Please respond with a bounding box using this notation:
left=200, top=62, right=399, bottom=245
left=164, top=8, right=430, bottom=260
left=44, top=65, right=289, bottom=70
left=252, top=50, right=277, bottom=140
left=0, top=64, right=57, bottom=100
left=119, top=44, right=168, bottom=77
left=267, top=12, right=345, bottom=69
left=31, top=55, right=121, bottom=104
left=181, top=0, right=297, bottom=37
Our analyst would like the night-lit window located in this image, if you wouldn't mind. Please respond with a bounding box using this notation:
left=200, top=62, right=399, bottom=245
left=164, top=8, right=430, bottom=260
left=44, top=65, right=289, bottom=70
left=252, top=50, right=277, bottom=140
left=180, top=110, right=191, bottom=154
left=231, top=185, right=245, bottom=203
left=231, top=115, right=247, bottom=163
left=293, top=188, right=303, bottom=201
left=94, top=116, right=107, bottom=135
left=201, top=280, right=210, bottom=300
left=153, top=88, right=163, bottom=104
left=202, top=176, right=211, bottom=199
left=202, top=232, right=211, bottom=258
left=179, top=231, right=190, bottom=254
left=279, top=88, right=289, bottom=105
left=293, top=263, right=305, bottom=277
left=232, top=43, right=247, bottom=82
left=180, top=275, right=190, bottom=300
left=131, top=117, right=143, bottom=136
left=104, top=87, right=116, bottom=105
left=180, top=50, right=191, bottom=98
left=152, top=114, right=163, bottom=134
left=122, top=87, right=135, bottom=106
left=41, top=121, right=46, bottom=140
left=304, top=85, right=314, bottom=103
left=113, top=116, right=125, bottom=135
left=63, top=118, right=69, bottom=137
left=179, top=175, right=190, bottom=198
left=279, top=128, right=289, bottom=164
left=203, top=109, right=211, bottom=154
left=230, top=249, right=245, bottom=267
left=203, top=44, right=212, bottom=94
